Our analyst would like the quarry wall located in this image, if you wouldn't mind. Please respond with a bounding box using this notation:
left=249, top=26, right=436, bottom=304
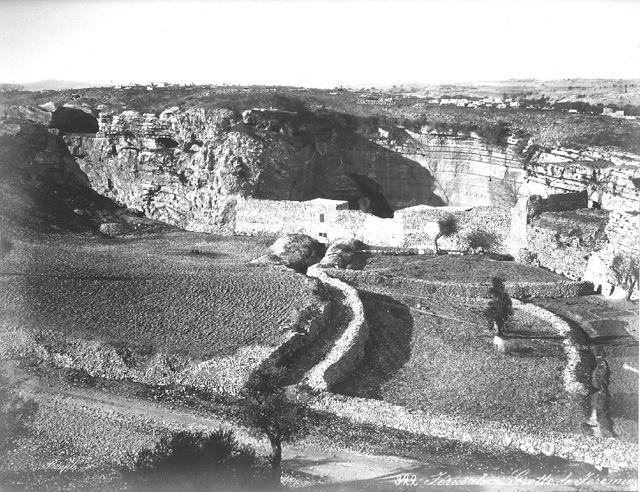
left=6, top=104, right=638, bottom=235
left=373, top=130, right=639, bottom=212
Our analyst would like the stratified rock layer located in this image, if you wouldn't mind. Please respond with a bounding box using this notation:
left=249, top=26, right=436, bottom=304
left=3, top=103, right=639, bottom=234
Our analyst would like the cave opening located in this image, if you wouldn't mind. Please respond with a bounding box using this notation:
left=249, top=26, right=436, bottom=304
left=348, top=173, right=394, bottom=218
left=156, top=137, right=179, bottom=149
left=50, top=107, right=99, bottom=133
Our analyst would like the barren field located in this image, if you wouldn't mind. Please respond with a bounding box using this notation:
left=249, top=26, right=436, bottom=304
left=360, top=254, right=567, bottom=284
left=0, top=232, right=326, bottom=358
left=335, top=289, right=584, bottom=434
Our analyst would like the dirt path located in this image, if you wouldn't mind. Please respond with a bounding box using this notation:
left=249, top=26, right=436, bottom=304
left=2, top=354, right=633, bottom=491
left=14, top=375, right=603, bottom=491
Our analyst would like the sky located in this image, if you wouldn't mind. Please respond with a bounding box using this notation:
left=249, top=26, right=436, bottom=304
left=0, top=0, right=639, bottom=88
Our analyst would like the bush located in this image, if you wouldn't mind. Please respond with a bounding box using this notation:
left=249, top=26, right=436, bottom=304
left=434, top=215, right=459, bottom=254
left=610, top=253, right=639, bottom=301
left=465, top=229, right=498, bottom=253
left=519, top=248, right=539, bottom=266
left=130, top=428, right=256, bottom=473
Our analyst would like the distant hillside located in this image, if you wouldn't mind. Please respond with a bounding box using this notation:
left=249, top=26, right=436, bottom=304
left=21, top=79, right=106, bottom=91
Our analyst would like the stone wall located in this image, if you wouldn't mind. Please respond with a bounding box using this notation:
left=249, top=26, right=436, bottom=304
left=308, top=393, right=637, bottom=472
left=302, top=265, right=369, bottom=391
left=397, top=204, right=513, bottom=253
left=236, top=198, right=516, bottom=252
left=325, top=269, right=593, bottom=299
left=526, top=226, right=591, bottom=281
left=606, top=210, right=640, bottom=256
left=528, top=190, right=588, bottom=219
left=584, top=211, right=640, bottom=299
left=523, top=209, right=638, bottom=298
left=235, top=198, right=311, bottom=236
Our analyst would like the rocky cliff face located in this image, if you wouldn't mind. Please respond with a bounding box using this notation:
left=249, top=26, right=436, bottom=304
left=0, top=105, right=173, bottom=235
left=4, top=103, right=639, bottom=234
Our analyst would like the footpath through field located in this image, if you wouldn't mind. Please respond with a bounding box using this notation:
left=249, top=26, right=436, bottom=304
left=18, top=376, right=591, bottom=492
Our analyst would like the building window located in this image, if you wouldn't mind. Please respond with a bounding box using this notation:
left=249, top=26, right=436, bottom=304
left=319, top=232, right=327, bottom=238
left=319, top=213, right=325, bottom=223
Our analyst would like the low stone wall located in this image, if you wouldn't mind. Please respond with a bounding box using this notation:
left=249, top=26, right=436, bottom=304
left=256, top=299, right=332, bottom=377
left=396, top=205, right=513, bottom=253
left=526, top=226, right=591, bottom=281
left=235, top=198, right=310, bottom=236
left=528, top=190, right=588, bottom=219
left=512, top=300, right=590, bottom=396
left=302, top=265, right=369, bottom=392
left=0, top=298, right=332, bottom=396
left=236, top=198, right=517, bottom=252
left=308, top=393, right=637, bottom=472
left=326, top=268, right=593, bottom=299
left=606, top=210, right=640, bottom=256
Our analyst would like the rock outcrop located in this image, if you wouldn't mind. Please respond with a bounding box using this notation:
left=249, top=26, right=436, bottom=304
left=3, top=102, right=638, bottom=236
left=0, top=108, right=173, bottom=235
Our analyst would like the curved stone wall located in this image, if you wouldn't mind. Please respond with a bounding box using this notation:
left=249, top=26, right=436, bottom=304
left=302, top=265, right=369, bottom=392
left=325, top=268, right=594, bottom=299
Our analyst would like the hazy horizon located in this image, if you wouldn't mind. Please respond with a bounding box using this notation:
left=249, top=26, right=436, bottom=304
left=1, top=0, right=639, bottom=89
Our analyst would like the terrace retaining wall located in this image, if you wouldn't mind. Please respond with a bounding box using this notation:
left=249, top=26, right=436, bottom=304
left=0, top=295, right=333, bottom=396
left=292, top=273, right=635, bottom=471
left=307, top=393, right=637, bottom=472
left=302, top=265, right=369, bottom=392
left=324, top=268, right=594, bottom=299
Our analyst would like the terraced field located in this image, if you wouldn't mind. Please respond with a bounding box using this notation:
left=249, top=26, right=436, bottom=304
left=361, top=254, right=568, bottom=284
left=0, top=232, right=326, bottom=358
left=335, top=288, right=585, bottom=434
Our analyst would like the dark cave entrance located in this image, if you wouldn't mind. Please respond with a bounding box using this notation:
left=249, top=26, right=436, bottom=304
left=50, top=107, right=99, bottom=133
left=348, top=173, right=394, bottom=218
left=156, top=137, right=179, bottom=149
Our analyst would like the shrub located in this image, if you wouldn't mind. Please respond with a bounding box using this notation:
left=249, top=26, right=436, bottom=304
left=519, top=248, right=539, bottom=266
left=130, top=428, right=256, bottom=473
left=610, top=253, right=639, bottom=301
left=465, top=229, right=498, bottom=253
left=434, top=215, right=459, bottom=254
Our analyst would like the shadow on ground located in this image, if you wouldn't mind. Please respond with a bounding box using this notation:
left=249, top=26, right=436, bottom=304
left=333, top=290, right=413, bottom=399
